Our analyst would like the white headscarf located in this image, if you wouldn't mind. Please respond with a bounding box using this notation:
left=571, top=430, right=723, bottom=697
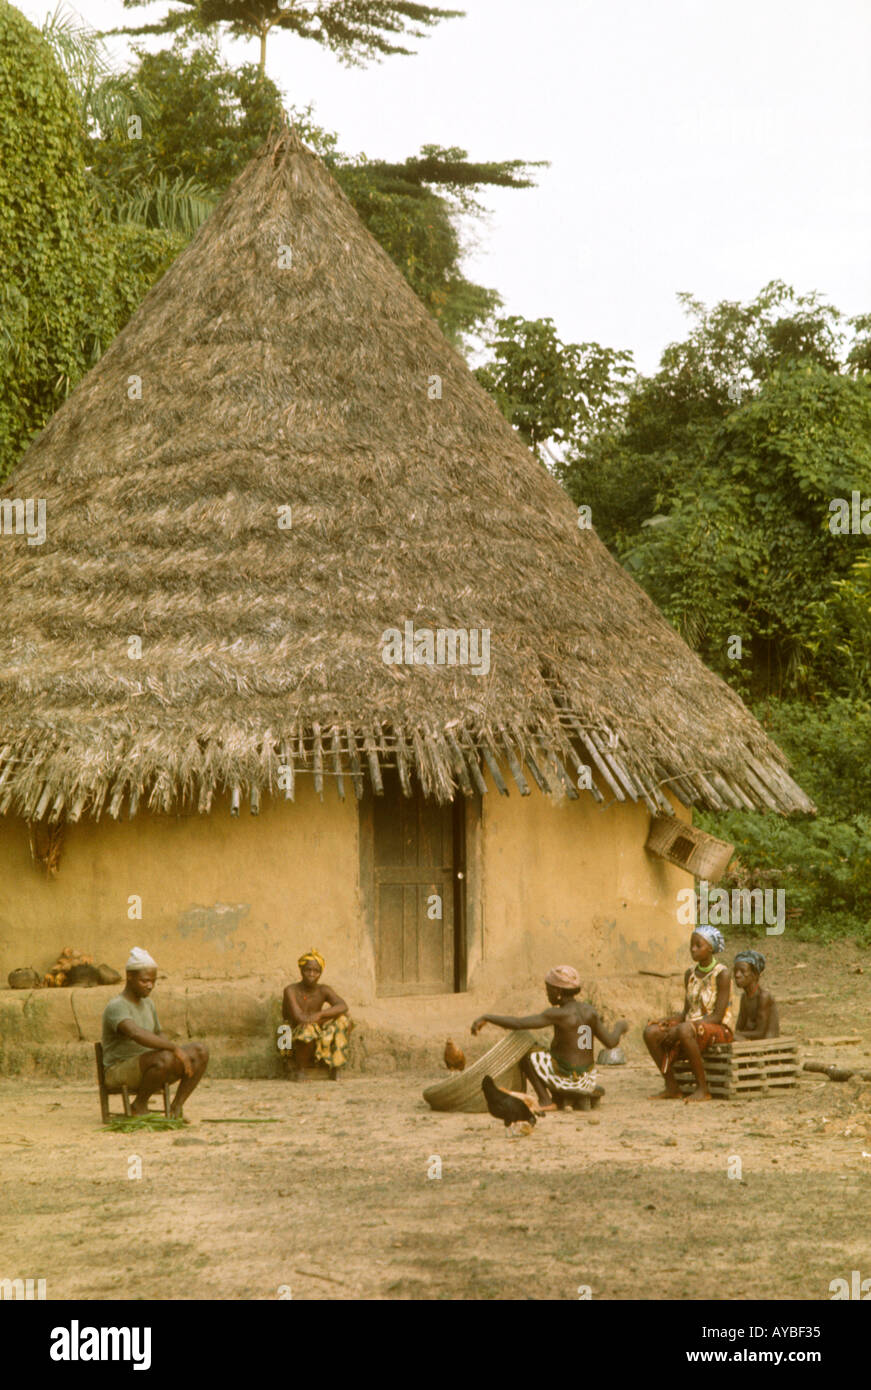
left=126, top=947, right=157, bottom=972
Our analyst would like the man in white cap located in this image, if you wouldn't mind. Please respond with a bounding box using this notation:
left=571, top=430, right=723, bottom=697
left=100, top=948, right=209, bottom=1117
left=471, top=966, right=628, bottom=1111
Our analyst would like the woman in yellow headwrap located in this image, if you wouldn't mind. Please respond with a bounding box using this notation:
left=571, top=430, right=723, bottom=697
left=281, top=950, right=352, bottom=1078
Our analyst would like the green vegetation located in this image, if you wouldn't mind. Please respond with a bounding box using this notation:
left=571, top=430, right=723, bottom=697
left=477, top=284, right=871, bottom=943
left=0, top=1, right=179, bottom=472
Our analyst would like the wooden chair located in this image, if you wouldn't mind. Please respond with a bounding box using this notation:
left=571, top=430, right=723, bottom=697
left=94, top=1042, right=172, bottom=1122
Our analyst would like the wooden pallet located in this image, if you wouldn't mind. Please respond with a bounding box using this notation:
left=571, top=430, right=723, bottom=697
left=674, top=1036, right=799, bottom=1099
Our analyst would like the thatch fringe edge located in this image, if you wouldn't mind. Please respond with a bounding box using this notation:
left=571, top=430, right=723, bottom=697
left=0, top=717, right=814, bottom=823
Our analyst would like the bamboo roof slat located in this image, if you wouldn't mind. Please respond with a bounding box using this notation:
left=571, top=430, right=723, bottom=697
left=689, top=769, right=727, bottom=811
left=589, top=730, right=640, bottom=802
left=345, top=725, right=364, bottom=800
left=460, top=739, right=489, bottom=798
left=755, top=757, right=808, bottom=812
left=330, top=726, right=345, bottom=801
left=393, top=726, right=413, bottom=797
left=230, top=785, right=241, bottom=817
left=445, top=730, right=476, bottom=798
left=33, top=782, right=52, bottom=821
left=708, top=770, right=747, bottom=811
left=499, top=728, right=530, bottom=796
left=279, top=742, right=295, bottom=801
left=518, top=736, right=552, bottom=795
left=535, top=735, right=579, bottom=800
left=664, top=773, right=697, bottom=805
left=363, top=728, right=383, bottom=796
left=576, top=728, right=625, bottom=802
left=312, top=723, right=324, bottom=801
left=573, top=754, right=604, bottom=802
left=0, top=757, right=17, bottom=794
left=480, top=741, right=510, bottom=796
left=740, top=762, right=784, bottom=813
left=250, top=785, right=260, bottom=815
left=651, top=783, right=676, bottom=815
left=721, top=775, right=756, bottom=812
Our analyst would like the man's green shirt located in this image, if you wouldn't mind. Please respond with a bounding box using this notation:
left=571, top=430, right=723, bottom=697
left=102, top=994, right=160, bottom=1069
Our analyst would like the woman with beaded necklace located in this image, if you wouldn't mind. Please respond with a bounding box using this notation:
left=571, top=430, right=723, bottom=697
left=643, top=925, right=734, bottom=1102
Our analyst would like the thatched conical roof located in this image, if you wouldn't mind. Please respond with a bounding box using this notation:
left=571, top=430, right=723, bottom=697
left=0, top=129, right=812, bottom=822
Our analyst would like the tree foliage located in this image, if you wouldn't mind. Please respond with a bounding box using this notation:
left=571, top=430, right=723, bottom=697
left=698, top=699, right=871, bottom=944
left=107, top=0, right=464, bottom=73
left=475, top=315, right=633, bottom=459
left=0, top=2, right=177, bottom=475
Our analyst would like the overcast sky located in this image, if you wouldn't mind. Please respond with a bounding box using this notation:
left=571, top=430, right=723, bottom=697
left=22, top=0, right=871, bottom=372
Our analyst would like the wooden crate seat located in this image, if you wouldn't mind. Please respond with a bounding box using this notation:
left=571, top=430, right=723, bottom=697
left=674, top=1036, right=799, bottom=1099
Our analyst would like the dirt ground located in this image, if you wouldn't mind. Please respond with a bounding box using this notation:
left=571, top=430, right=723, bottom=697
left=2, top=935, right=870, bottom=1301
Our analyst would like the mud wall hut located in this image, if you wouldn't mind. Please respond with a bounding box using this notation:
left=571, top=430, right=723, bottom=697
left=0, top=130, right=811, bottom=1002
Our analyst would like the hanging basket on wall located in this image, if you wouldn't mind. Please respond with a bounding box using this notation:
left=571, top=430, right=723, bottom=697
left=645, top=813, right=734, bottom=881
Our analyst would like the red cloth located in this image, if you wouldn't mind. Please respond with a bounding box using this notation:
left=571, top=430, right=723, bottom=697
left=651, top=1016, right=734, bottom=1075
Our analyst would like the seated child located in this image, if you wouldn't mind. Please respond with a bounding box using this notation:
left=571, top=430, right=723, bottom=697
left=643, top=925, right=733, bottom=1102
left=282, top=949, right=352, bottom=1079
left=733, top=950, right=779, bottom=1038
left=471, top=964, right=629, bottom=1111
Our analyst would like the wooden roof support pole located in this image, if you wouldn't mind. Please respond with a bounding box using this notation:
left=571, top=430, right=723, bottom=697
left=312, top=723, right=324, bottom=801
left=330, top=727, right=345, bottom=801
left=345, top=725, right=364, bottom=800
left=363, top=727, right=383, bottom=795
left=394, top=726, right=413, bottom=798
left=498, top=727, right=530, bottom=796
left=480, top=741, right=509, bottom=795
left=444, top=730, right=477, bottom=798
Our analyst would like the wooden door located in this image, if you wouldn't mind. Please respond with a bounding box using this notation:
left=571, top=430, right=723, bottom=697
left=372, top=776, right=459, bottom=996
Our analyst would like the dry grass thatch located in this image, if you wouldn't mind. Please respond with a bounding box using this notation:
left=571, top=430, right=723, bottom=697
left=0, top=128, right=813, bottom=822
